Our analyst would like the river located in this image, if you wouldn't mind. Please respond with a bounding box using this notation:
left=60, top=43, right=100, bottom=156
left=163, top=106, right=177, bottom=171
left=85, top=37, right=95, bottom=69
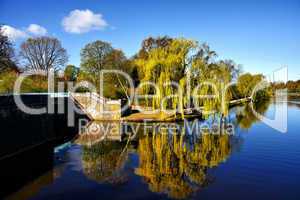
left=4, top=98, right=300, bottom=200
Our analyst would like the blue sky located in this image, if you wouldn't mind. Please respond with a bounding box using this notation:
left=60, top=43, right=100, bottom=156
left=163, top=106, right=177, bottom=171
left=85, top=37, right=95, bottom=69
left=1, top=0, right=299, bottom=80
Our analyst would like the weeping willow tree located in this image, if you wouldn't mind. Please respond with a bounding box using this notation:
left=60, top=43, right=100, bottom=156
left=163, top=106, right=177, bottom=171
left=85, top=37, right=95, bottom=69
left=135, top=37, right=197, bottom=118
left=135, top=37, right=241, bottom=118
left=187, top=58, right=238, bottom=116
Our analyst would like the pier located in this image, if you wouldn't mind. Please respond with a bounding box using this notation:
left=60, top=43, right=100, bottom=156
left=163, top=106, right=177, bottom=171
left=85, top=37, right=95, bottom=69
left=70, top=92, right=121, bottom=121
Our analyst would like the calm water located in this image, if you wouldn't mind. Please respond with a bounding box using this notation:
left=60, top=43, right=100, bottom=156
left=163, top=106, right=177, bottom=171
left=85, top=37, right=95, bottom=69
left=6, top=99, right=300, bottom=200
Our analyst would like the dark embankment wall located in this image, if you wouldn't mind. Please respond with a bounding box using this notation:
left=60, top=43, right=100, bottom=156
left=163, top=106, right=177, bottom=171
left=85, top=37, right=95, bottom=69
left=0, top=94, right=88, bottom=197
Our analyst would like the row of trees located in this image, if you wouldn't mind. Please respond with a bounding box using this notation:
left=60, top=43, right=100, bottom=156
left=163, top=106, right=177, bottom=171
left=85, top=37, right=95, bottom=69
left=272, top=80, right=300, bottom=93
left=0, top=26, right=137, bottom=97
left=0, top=26, right=273, bottom=112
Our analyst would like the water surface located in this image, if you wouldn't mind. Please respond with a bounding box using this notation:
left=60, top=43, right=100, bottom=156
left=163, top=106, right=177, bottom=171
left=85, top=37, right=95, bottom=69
left=7, top=99, right=300, bottom=200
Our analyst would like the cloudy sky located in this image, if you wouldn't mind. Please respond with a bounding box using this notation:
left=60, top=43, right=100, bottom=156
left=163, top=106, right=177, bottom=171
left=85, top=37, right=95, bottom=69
left=0, top=0, right=299, bottom=80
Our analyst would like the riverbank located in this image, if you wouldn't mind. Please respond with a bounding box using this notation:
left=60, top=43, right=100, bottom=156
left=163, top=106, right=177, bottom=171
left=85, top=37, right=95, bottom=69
left=122, top=97, right=251, bottom=122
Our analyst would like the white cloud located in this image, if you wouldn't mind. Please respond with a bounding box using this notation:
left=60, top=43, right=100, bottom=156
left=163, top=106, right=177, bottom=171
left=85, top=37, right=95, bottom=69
left=1, top=24, right=48, bottom=41
left=62, top=9, right=108, bottom=34
left=1, top=25, right=28, bottom=41
left=27, top=24, right=47, bottom=35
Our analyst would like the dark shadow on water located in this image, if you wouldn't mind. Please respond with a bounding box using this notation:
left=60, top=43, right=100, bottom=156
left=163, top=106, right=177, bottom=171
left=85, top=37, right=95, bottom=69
left=0, top=95, right=88, bottom=198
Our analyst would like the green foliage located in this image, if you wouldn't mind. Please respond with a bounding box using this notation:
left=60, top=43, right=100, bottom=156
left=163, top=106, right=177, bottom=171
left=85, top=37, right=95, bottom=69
left=134, top=37, right=241, bottom=115
left=0, top=70, right=48, bottom=94
left=135, top=38, right=197, bottom=112
left=273, top=80, right=300, bottom=93
left=80, top=40, right=113, bottom=74
left=0, top=26, right=18, bottom=73
left=0, top=33, right=273, bottom=112
left=188, top=57, right=239, bottom=115
left=79, top=40, right=135, bottom=99
left=64, top=64, right=78, bottom=81
left=0, top=70, right=18, bottom=93
left=237, top=73, right=256, bottom=97
left=237, top=73, right=271, bottom=101
left=21, top=75, right=49, bottom=93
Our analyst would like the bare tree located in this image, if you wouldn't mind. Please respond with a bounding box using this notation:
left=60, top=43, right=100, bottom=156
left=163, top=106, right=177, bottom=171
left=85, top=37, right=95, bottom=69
left=20, top=36, right=68, bottom=74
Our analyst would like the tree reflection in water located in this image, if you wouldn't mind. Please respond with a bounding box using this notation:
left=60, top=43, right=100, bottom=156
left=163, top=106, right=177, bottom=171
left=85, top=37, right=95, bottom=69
left=5, top=100, right=273, bottom=199
left=236, top=99, right=271, bottom=130
left=135, top=126, right=234, bottom=199
left=78, top=120, right=242, bottom=199
left=76, top=122, right=129, bottom=185
left=81, top=141, right=129, bottom=185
